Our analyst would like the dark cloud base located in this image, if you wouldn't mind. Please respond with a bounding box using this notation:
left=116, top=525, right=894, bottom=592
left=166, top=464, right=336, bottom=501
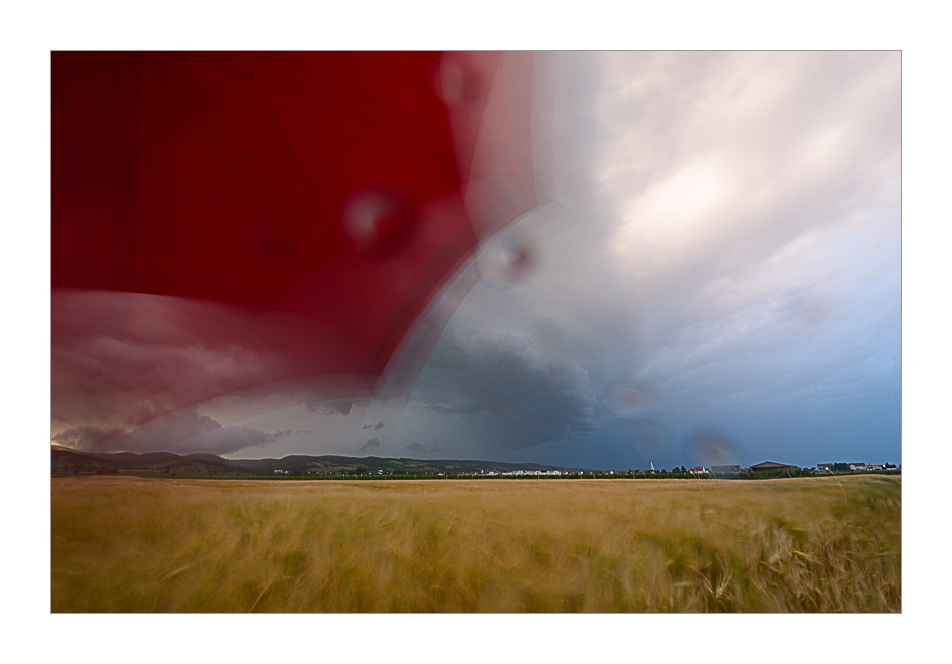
left=52, top=408, right=293, bottom=456
left=411, top=323, right=598, bottom=449
left=359, top=437, right=381, bottom=452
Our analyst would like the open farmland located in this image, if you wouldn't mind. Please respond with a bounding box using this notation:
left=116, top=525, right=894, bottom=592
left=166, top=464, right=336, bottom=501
left=51, top=475, right=900, bottom=612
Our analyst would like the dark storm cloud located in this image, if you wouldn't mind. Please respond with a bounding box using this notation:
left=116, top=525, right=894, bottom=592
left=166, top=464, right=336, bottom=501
left=411, top=322, right=598, bottom=449
left=393, top=52, right=899, bottom=469
left=361, top=422, right=385, bottom=430
left=192, top=426, right=293, bottom=456
left=52, top=424, right=127, bottom=451
left=52, top=408, right=293, bottom=455
left=360, top=437, right=381, bottom=452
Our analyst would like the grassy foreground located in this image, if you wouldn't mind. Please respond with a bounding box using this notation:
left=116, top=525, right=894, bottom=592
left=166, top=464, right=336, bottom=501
left=51, top=475, right=900, bottom=612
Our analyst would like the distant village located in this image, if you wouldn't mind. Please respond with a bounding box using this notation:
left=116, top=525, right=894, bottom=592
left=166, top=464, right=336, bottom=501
left=274, top=460, right=900, bottom=479
left=478, top=460, right=900, bottom=478
left=52, top=442, right=899, bottom=480
left=679, top=461, right=900, bottom=476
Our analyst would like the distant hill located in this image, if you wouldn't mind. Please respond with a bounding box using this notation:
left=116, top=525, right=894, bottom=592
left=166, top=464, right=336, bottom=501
left=51, top=446, right=252, bottom=477
left=50, top=445, right=575, bottom=478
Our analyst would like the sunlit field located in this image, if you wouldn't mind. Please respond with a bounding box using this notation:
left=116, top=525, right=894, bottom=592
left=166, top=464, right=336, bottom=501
left=51, top=476, right=900, bottom=612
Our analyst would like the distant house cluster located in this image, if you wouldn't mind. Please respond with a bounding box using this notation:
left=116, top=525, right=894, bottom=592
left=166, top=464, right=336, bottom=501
left=658, top=460, right=898, bottom=477
left=817, top=462, right=889, bottom=472
left=711, top=464, right=743, bottom=474
left=687, top=464, right=751, bottom=475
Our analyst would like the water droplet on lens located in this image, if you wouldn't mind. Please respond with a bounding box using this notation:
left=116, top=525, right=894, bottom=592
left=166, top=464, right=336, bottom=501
left=434, top=56, right=481, bottom=108
left=341, top=189, right=413, bottom=258
left=476, top=235, right=538, bottom=287
left=607, top=381, right=653, bottom=419
left=683, top=425, right=740, bottom=465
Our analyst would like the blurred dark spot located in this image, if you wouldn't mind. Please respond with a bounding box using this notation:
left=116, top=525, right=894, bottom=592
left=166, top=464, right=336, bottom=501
left=505, top=245, right=532, bottom=274
left=607, top=381, right=653, bottom=418
left=477, top=233, right=539, bottom=287
left=610, top=386, right=643, bottom=416
left=682, top=425, right=741, bottom=465
left=341, top=189, right=415, bottom=258
left=433, top=56, right=483, bottom=108
left=497, top=243, right=534, bottom=282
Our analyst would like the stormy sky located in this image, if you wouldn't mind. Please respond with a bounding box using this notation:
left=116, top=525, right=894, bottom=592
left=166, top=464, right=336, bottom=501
left=392, top=52, right=901, bottom=469
left=51, top=52, right=901, bottom=469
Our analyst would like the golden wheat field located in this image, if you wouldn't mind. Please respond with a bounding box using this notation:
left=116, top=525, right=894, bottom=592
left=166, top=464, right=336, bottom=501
left=50, top=475, right=900, bottom=612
